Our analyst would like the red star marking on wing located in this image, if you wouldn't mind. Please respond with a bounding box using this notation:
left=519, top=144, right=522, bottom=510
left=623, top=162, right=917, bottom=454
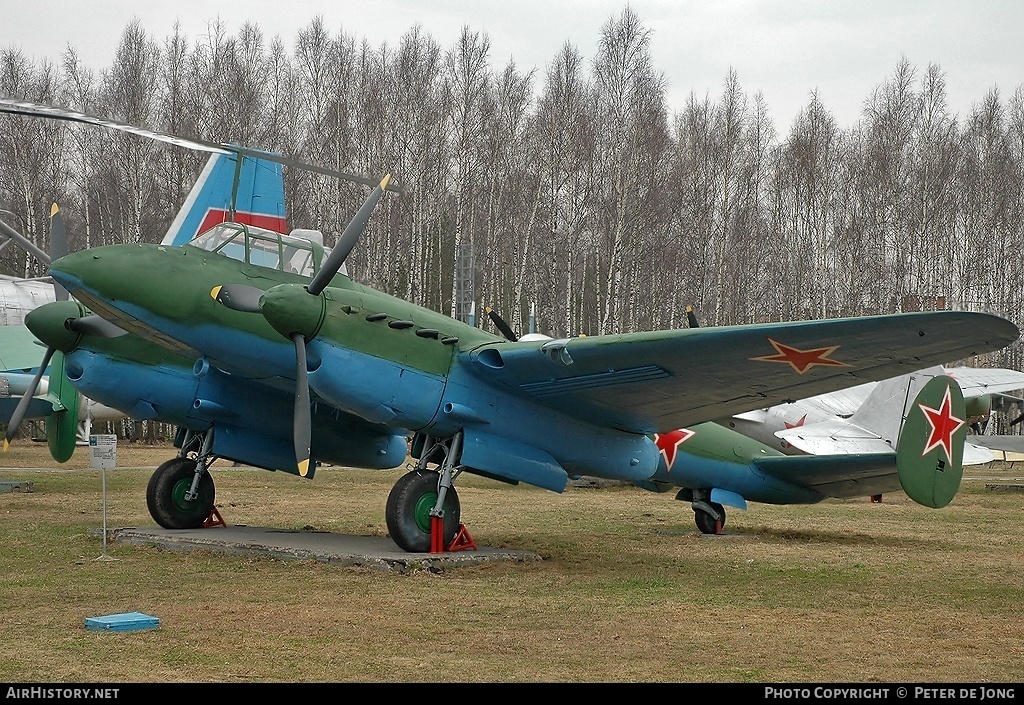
left=918, top=385, right=965, bottom=463
left=654, top=428, right=696, bottom=472
left=749, top=338, right=852, bottom=374
left=784, top=414, right=807, bottom=429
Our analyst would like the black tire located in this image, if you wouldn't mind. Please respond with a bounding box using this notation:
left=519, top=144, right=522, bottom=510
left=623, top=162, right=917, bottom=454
left=695, top=502, right=726, bottom=535
left=385, top=469, right=460, bottom=552
left=146, top=457, right=215, bottom=529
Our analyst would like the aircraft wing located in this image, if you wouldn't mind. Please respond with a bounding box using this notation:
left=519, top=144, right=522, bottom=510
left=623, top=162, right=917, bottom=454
left=946, top=366, right=1024, bottom=399
left=462, top=311, right=1019, bottom=434
left=968, top=435, right=1024, bottom=454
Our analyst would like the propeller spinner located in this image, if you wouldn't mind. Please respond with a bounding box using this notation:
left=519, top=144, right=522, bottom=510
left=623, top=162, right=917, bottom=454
left=3, top=301, right=125, bottom=452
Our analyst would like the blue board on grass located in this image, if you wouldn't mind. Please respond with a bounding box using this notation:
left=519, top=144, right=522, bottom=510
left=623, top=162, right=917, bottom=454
left=85, top=612, right=160, bottom=632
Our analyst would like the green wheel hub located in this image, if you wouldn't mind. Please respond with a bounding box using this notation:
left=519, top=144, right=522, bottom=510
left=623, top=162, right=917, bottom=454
left=413, top=492, right=439, bottom=533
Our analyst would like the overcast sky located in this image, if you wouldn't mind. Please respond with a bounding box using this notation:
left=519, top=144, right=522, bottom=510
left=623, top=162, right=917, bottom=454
left=4, top=0, right=1022, bottom=130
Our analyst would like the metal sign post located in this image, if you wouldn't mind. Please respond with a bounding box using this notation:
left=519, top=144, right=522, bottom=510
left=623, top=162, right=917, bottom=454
left=90, top=434, right=118, bottom=561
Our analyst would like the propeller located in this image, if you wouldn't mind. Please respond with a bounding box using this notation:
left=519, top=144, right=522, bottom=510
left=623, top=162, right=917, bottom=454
left=214, top=174, right=393, bottom=314
left=49, top=204, right=69, bottom=301
left=686, top=305, right=700, bottom=328
left=307, top=174, right=391, bottom=296
left=211, top=174, right=393, bottom=475
left=3, top=346, right=55, bottom=451
left=485, top=306, right=518, bottom=342
left=210, top=284, right=263, bottom=313
left=65, top=314, right=127, bottom=338
left=292, top=333, right=311, bottom=476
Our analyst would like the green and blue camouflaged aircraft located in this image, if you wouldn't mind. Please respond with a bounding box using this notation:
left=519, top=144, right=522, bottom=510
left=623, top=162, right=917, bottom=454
left=3, top=101, right=1020, bottom=552
left=9, top=176, right=1018, bottom=550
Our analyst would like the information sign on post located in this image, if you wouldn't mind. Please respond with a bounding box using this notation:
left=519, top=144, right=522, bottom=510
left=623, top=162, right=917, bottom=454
left=89, top=434, right=118, bottom=469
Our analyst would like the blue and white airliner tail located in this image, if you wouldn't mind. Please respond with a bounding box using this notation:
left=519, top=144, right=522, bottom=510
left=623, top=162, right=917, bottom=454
left=161, top=152, right=288, bottom=246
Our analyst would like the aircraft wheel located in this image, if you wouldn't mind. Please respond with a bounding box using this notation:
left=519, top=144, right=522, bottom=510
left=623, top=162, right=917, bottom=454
left=385, top=469, right=460, bottom=552
left=695, top=502, right=726, bottom=535
left=146, top=457, right=215, bottom=529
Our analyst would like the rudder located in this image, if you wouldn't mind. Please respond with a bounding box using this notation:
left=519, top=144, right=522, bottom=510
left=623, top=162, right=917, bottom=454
left=895, top=375, right=966, bottom=508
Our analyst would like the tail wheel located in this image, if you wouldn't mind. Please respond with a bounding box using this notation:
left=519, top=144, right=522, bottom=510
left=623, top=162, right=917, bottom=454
left=146, top=457, right=215, bottom=529
left=385, top=469, right=460, bottom=552
left=695, top=502, right=726, bottom=535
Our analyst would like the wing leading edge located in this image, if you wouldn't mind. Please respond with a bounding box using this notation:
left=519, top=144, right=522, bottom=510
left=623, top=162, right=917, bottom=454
left=461, top=310, right=1020, bottom=434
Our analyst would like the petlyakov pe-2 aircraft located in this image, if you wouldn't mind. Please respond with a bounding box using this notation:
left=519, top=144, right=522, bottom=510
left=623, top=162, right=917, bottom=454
left=2, top=99, right=1021, bottom=552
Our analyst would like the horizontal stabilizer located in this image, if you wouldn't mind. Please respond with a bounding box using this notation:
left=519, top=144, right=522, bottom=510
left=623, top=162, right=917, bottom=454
left=753, top=452, right=904, bottom=499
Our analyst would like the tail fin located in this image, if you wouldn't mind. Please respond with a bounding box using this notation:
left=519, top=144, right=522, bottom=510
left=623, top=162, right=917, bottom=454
left=161, top=152, right=288, bottom=246
left=895, top=375, right=966, bottom=508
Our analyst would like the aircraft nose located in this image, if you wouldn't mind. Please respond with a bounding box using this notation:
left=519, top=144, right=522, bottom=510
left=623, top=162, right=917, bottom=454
left=48, top=246, right=120, bottom=296
left=49, top=244, right=192, bottom=313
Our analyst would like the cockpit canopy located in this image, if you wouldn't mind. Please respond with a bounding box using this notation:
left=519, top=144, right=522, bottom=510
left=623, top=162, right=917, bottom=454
left=186, top=222, right=343, bottom=277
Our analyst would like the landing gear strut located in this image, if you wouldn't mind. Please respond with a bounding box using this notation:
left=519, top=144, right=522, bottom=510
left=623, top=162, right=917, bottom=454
left=386, top=432, right=463, bottom=552
left=146, top=428, right=218, bottom=529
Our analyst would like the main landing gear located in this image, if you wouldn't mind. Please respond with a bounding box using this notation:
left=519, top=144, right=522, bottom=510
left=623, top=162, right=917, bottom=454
left=146, top=429, right=218, bottom=530
left=386, top=432, right=469, bottom=552
left=680, top=488, right=726, bottom=535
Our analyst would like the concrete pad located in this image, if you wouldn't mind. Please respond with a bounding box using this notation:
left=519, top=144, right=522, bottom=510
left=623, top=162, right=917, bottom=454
left=97, top=525, right=541, bottom=573
left=0, top=479, right=34, bottom=493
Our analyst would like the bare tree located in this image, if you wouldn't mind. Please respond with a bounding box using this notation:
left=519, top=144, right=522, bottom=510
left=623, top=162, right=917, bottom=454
left=444, top=26, right=492, bottom=323
left=591, top=6, right=670, bottom=334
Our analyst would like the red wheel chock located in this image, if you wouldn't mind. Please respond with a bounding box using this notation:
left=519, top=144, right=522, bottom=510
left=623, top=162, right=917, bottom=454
left=430, top=517, right=477, bottom=553
left=448, top=524, right=477, bottom=552
left=870, top=494, right=883, bottom=504
left=202, top=506, right=226, bottom=528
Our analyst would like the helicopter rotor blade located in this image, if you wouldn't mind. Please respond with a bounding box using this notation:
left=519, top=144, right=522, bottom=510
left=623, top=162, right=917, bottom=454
left=0, top=98, right=403, bottom=193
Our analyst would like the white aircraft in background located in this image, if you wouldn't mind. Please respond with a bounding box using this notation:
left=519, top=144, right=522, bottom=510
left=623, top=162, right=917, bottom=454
left=720, top=365, right=1024, bottom=467
left=0, top=204, right=66, bottom=322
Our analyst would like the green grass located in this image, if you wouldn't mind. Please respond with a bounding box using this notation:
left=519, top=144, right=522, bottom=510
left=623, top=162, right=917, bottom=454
left=1, top=443, right=1023, bottom=682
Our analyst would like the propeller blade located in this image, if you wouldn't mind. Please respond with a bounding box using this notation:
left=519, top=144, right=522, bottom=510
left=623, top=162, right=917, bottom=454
left=306, top=174, right=392, bottom=297
left=66, top=314, right=126, bottom=338
left=4, top=346, right=55, bottom=451
left=1010, top=412, right=1024, bottom=427
left=49, top=204, right=69, bottom=301
left=485, top=306, right=518, bottom=342
left=210, top=284, right=264, bottom=313
left=292, top=333, right=312, bottom=477
left=686, top=305, right=700, bottom=328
